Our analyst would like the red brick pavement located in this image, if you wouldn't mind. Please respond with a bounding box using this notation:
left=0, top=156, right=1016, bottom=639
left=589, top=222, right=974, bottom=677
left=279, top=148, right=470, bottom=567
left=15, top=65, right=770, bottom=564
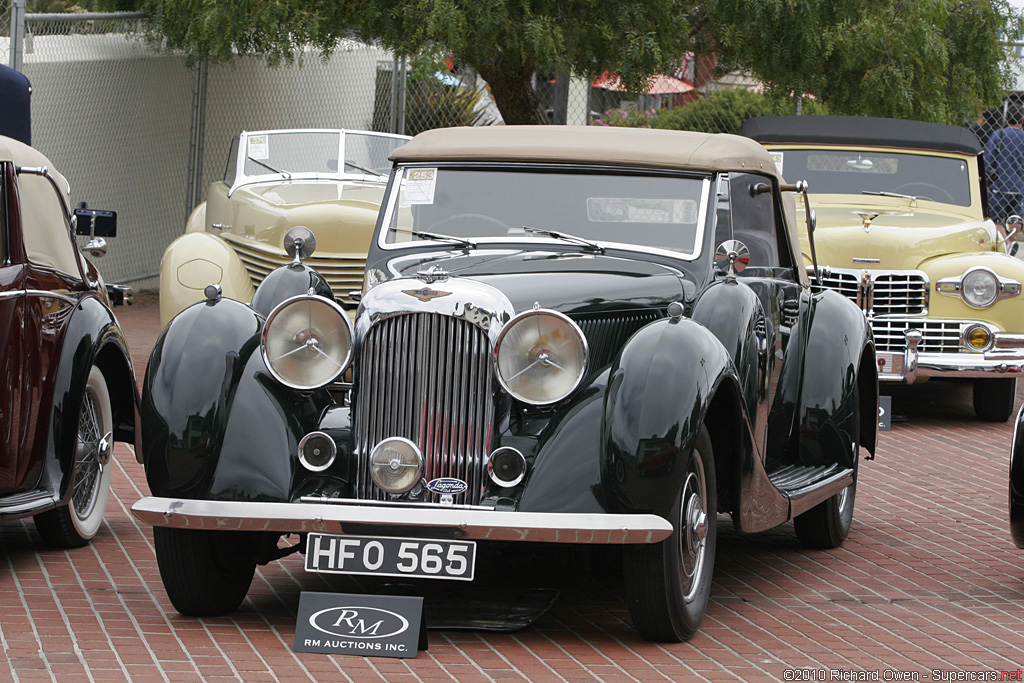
left=2, top=293, right=1023, bottom=682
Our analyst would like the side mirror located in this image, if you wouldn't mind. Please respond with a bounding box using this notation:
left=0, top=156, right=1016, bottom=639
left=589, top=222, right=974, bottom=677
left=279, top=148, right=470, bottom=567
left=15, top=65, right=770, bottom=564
left=74, top=208, right=117, bottom=237
left=1006, top=214, right=1022, bottom=242
left=715, top=239, right=749, bottom=277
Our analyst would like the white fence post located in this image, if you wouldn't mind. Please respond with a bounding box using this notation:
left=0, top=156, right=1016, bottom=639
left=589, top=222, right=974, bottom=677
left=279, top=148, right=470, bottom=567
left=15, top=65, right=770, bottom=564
left=9, top=0, right=25, bottom=71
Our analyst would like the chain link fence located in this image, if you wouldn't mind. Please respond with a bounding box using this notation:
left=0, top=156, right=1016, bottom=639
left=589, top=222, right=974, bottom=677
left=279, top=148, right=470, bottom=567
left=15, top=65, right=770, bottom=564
left=3, top=2, right=1023, bottom=283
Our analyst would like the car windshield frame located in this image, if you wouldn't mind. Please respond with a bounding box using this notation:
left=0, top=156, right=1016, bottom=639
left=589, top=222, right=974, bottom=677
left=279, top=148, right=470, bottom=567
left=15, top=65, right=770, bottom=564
left=769, top=147, right=975, bottom=208
left=376, top=162, right=713, bottom=262
left=228, top=129, right=410, bottom=196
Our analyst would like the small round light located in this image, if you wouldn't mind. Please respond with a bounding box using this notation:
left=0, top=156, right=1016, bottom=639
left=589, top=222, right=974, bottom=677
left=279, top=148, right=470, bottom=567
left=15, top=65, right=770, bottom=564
left=487, top=447, right=527, bottom=487
left=965, top=324, right=993, bottom=351
left=494, top=309, right=588, bottom=405
left=369, top=437, right=423, bottom=494
left=961, top=268, right=999, bottom=308
left=261, top=295, right=353, bottom=390
left=298, top=431, right=337, bottom=472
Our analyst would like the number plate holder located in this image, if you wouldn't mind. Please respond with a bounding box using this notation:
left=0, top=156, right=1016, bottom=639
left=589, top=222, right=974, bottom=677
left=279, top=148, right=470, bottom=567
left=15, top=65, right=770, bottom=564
left=875, top=351, right=905, bottom=377
left=305, top=533, right=476, bottom=581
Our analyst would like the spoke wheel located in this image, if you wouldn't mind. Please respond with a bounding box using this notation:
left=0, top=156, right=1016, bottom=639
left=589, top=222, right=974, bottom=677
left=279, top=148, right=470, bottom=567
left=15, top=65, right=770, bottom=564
left=624, top=425, right=716, bottom=642
left=35, top=366, right=114, bottom=548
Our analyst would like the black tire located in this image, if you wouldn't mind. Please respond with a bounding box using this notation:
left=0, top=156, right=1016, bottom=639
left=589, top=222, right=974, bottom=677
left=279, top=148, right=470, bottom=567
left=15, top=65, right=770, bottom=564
left=623, top=425, right=716, bottom=642
left=154, top=527, right=262, bottom=616
left=794, top=384, right=859, bottom=549
left=973, top=377, right=1017, bottom=422
left=34, top=366, right=114, bottom=548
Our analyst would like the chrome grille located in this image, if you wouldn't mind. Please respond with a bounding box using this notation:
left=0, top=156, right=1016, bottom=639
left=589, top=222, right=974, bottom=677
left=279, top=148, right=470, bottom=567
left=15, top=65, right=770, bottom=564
left=811, top=270, right=858, bottom=302
left=871, top=273, right=927, bottom=315
left=810, top=267, right=928, bottom=316
left=354, top=313, right=493, bottom=505
left=574, top=311, right=662, bottom=371
left=872, top=318, right=963, bottom=353
left=223, top=237, right=365, bottom=305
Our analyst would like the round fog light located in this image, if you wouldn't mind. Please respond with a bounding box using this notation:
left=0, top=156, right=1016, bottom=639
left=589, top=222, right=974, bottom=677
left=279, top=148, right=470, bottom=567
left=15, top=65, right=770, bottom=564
left=369, top=437, right=423, bottom=494
left=965, top=324, right=993, bottom=351
left=298, top=431, right=336, bottom=472
left=488, top=447, right=527, bottom=487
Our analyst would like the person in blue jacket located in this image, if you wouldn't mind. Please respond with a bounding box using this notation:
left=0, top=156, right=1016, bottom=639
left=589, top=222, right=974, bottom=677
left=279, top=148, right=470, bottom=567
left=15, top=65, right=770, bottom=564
left=986, top=100, right=1024, bottom=228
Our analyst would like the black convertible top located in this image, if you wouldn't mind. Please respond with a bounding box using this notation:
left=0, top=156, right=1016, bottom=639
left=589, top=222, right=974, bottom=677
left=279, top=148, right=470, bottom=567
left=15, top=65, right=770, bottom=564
left=738, top=115, right=982, bottom=155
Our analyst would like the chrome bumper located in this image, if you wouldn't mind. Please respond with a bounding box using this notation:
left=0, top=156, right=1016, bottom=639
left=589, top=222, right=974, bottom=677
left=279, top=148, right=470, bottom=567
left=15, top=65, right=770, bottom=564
left=130, top=497, right=674, bottom=544
left=877, top=330, right=1024, bottom=383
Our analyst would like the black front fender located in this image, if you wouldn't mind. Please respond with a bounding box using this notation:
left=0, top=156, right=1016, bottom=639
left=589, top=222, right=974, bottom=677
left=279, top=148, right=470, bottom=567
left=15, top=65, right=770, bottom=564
left=141, top=297, right=331, bottom=501
left=798, top=290, right=876, bottom=468
left=600, top=317, right=743, bottom=520
left=42, top=294, right=137, bottom=503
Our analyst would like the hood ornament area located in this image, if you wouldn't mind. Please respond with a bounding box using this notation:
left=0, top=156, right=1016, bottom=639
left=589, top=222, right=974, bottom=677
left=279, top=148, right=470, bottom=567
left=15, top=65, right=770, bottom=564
left=416, top=265, right=450, bottom=284
left=854, top=211, right=880, bottom=233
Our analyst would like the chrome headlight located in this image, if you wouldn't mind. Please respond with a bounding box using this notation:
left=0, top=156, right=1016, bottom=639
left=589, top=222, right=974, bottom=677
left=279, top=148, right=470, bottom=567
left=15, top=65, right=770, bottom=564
left=961, top=268, right=999, bottom=308
left=261, top=295, right=353, bottom=390
left=494, top=309, right=587, bottom=405
left=369, top=437, right=423, bottom=494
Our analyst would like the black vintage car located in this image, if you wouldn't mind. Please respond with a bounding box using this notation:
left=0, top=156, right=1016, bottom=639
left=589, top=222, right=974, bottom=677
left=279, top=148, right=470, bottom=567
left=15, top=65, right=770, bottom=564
left=132, top=126, right=878, bottom=642
left=0, top=134, right=137, bottom=547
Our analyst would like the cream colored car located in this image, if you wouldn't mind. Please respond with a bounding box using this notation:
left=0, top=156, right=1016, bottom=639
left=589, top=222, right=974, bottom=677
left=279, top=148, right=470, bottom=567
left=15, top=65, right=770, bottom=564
left=741, top=115, right=1024, bottom=421
left=160, top=129, right=410, bottom=326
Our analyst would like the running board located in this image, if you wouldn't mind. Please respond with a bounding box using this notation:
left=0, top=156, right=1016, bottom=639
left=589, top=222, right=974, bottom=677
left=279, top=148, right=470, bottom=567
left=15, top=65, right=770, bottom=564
left=0, top=488, right=58, bottom=519
left=767, top=464, right=855, bottom=518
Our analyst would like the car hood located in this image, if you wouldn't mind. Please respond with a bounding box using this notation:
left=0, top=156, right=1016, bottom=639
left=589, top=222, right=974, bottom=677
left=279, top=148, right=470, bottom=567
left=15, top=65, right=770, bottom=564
left=228, top=180, right=387, bottom=256
left=385, top=250, right=690, bottom=315
left=803, top=203, right=999, bottom=270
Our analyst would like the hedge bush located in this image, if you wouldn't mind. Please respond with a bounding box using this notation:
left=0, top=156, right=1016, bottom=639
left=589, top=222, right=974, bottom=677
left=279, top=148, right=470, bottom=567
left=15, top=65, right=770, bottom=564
left=596, top=88, right=829, bottom=135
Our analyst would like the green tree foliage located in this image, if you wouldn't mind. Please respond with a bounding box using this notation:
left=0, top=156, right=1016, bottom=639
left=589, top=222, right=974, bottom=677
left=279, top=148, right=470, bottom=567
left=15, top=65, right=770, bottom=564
left=709, top=0, right=1022, bottom=124
left=136, top=0, right=694, bottom=125
left=130, top=0, right=1021, bottom=126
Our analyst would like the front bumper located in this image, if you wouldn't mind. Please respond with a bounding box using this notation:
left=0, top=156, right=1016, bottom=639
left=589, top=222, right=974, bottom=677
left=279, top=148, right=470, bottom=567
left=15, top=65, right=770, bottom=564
left=876, top=330, right=1024, bottom=383
left=130, top=496, right=674, bottom=544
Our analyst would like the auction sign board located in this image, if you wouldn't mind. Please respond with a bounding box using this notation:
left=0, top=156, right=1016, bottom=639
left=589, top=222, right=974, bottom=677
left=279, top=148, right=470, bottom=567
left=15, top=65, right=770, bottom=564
left=293, top=592, right=425, bottom=659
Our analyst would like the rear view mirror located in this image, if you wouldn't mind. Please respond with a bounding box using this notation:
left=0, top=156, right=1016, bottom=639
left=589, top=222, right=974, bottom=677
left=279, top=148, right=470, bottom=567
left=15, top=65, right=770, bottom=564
left=74, top=208, right=117, bottom=237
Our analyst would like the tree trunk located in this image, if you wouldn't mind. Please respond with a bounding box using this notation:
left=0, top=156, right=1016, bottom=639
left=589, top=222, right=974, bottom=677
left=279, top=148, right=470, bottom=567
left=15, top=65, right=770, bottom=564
left=476, top=55, right=547, bottom=125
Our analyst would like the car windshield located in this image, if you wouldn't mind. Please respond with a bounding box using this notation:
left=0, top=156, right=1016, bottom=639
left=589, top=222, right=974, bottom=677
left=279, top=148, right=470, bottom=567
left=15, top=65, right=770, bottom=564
left=382, top=166, right=708, bottom=258
left=772, top=149, right=973, bottom=207
left=240, top=131, right=406, bottom=180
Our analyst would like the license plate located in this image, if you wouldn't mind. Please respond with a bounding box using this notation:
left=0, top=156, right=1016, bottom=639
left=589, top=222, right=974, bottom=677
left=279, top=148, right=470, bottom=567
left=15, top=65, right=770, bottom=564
left=875, top=351, right=904, bottom=376
left=305, top=533, right=476, bottom=581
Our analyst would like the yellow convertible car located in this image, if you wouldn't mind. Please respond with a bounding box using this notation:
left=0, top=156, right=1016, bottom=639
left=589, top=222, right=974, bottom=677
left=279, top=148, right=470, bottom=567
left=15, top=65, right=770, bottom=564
left=741, top=115, right=1023, bottom=421
left=159, top=129, right=410, bottom=326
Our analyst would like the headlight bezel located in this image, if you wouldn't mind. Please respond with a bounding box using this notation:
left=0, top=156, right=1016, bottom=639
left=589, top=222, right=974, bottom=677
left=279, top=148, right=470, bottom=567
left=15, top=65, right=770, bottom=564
left=960, top=267, right=1000, bottom=309
left=493, top=308, right=589, bottom=406
left=260, top=293, right=354, bottom=390
left=936, top=266, right=1022, bottom=309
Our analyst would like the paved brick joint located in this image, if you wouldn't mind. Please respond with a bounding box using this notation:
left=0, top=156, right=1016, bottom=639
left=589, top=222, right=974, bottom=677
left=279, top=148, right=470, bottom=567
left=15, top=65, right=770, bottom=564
left=2, top=294, right=1023, bottom=682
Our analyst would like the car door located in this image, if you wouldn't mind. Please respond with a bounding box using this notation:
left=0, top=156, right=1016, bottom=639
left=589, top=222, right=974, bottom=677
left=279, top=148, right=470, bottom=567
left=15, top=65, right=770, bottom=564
left=715, top=172, right=803, bottom=456
left=10, top=164, right=85, bottom=492
left=0, top=161, right=29, bottom=494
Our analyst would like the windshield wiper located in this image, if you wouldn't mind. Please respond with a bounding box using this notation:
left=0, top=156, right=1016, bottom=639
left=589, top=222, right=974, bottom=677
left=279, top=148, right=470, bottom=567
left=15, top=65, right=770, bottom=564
left=390, top=227, right=476, bottom=249
left=248, top=156, right=291, bottom=178
left=862, top=190, right=916, bottom=201
left=345, top=160, right=379, bottom=176
left=521, top=225, right=604, bottom=253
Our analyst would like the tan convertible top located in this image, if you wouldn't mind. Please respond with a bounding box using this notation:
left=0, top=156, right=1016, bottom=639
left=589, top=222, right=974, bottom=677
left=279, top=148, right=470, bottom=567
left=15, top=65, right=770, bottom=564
left=391, top=126, right=809, bottom=285
left=391, top=125, right=780, bottom=175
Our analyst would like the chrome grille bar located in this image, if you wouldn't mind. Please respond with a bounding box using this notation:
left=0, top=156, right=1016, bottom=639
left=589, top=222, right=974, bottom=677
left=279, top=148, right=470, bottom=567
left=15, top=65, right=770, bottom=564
left=871, top=318, right=965, bottom=353
left=223, top=236, right=366, bottom=304
left=355, top=313, right=493, bottom=505
left=811, top=267, right=927, bottom=316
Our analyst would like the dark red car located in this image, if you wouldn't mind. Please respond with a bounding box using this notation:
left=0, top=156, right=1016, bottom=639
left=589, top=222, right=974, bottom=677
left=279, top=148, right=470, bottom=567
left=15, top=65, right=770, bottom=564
left=0, top=134, right=138, bottom=547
